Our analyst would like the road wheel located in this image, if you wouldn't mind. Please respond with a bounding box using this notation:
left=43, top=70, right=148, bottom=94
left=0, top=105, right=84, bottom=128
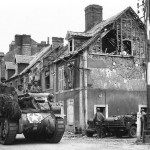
left=46, top=117, right=65, bottom=143
left=116, top=130, right=123, bottom=138
left=23, top=131, right=35, bottom=140
left=0, top=119, right=18, bottom=145
left=128, top=126, right=136, bottom=138
left=86, top=130, right=94, bottom=137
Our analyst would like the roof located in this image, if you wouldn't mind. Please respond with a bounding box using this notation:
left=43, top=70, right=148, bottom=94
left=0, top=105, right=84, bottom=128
left=57, top=7, right=145, bottom=63
left=86, top=7, right=144, bottom=35
left=20, top=45, right=51, bottom=75
left=66, top=7, right=144, bottom=39
left=14, top=55, right=35, bottom=64
left=5, top=62, right=15, bottom=70
left=66, top=31, right=92, bottom=40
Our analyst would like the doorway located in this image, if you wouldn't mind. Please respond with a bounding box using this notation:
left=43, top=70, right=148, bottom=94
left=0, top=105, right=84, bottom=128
left=94, top=104, right=108, bottom=118
left=139, top=104, right=147, bottom=113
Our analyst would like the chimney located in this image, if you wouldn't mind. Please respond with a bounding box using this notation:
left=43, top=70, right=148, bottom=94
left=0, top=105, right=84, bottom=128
left=52, top=37, right=64, bottom=49
left=85, top=4, right=103, bottom=31
left=22, top=34, right=31, bottom=56
left=15, top=34, right=22, bottom=46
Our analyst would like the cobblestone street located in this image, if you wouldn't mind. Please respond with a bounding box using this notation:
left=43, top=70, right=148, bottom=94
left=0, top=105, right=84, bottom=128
left=0, top=133, right=149, bottom=150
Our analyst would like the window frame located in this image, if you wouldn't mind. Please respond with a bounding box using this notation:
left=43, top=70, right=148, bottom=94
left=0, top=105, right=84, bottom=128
left=58, top=66, right=65, bottom=91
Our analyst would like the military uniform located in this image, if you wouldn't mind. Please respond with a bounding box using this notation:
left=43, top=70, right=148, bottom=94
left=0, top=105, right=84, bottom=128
left=94, top=110, right=105, bottom=138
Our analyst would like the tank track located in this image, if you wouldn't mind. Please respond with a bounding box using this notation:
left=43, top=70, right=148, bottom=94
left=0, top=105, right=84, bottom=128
left=0, top=119, right=18, bottom=145
left=46, top=117, right=65, bottom=143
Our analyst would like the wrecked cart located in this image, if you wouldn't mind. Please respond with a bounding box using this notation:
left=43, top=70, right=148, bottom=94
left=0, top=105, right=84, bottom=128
left=86, top=114, right=137, bottom=138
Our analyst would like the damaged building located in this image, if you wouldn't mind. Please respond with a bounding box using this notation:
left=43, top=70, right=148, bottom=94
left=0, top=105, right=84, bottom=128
left=48, top=5, right=146, bottom=130
left=4, top=4, right=147, bottom=131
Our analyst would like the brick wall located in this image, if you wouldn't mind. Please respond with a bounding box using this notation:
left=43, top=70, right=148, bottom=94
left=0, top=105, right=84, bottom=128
left=85, top=4, right=103, bottom=31
left=22, top=45, right=31, bottom=55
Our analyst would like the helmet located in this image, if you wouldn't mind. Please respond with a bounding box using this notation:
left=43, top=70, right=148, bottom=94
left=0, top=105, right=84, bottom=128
left=96, top=108, right=101, bottom=112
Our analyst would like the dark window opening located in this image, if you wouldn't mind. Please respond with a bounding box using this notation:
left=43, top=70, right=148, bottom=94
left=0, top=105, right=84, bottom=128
left=122, top=40, right=131, bottom=55
left=102, top=30, right=117, bottom=55
left=69, top=40, right=72, bottom=52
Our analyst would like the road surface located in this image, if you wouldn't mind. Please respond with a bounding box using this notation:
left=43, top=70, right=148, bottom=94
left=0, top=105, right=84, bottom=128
left=0, top=134, right=149, bottom=150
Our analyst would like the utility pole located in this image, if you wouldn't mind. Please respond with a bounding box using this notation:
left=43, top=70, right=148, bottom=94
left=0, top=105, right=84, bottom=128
left=145, top=0, right=150, bottom=131
left=138, top=0, right=150, bottom=143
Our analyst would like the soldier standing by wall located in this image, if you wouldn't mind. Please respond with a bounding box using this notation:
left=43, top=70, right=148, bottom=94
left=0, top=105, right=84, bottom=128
left=93, top=108, right=105, bottom=138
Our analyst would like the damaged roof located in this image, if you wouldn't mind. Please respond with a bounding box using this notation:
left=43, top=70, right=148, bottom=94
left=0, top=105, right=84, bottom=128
left=7, top=45, right=51, bottom=80
left=20, top=45, right=51, bottom=75
left=66, top=7, right=144, bottom=39
left=59, top=6, right=145, bottom=62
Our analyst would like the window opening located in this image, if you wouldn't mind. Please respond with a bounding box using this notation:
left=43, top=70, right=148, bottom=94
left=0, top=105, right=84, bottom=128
left=122, top=40, right=132, bottom=55
left=102, top=30, right=117, bottom=55
left=69, top=40, right=72, bottom=52
left=45, top=71, right=50, bottom=89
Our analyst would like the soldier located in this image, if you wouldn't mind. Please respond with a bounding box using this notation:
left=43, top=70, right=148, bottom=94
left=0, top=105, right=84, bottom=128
left=93, top=108, right=105, bottom=138
left=30, top=81, right=42, bottom=93
left=1, top=77, right=6, bottom=84
left=24, top=83, right=32, bottom=93
left=0, top=81, right=7, bottom=93
left=16, top=84, right=24, bottom=96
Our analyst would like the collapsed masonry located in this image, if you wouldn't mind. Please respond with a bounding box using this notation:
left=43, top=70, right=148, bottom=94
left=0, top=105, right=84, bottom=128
left=89, top=10, right=145, bottom=59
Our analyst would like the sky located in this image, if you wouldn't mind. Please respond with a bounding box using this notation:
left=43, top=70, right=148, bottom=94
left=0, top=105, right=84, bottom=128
left=0, top=0, right=139, bottom=54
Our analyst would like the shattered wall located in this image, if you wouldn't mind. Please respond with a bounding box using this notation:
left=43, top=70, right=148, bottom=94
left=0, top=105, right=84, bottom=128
left=88, top=9, right=146, bottom=59
left=87, top=54, right=146, bottom=116
left=89, top=37, right=101, bottom=53
left=87, top=54, right=146, bottom=91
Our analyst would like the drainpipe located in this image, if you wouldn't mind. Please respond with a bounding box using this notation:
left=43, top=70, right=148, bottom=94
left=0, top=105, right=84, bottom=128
left=79, top=55, right=84, bottom=129
left=83, top=50, right=88, bottom=129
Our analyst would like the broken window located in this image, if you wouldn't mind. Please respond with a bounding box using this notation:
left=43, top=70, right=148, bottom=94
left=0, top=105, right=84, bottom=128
left=121, top=40, right=132, bottom=55
left=102, top=29, right=117, bottom=55
left=69, top=40, right=73, bottom=52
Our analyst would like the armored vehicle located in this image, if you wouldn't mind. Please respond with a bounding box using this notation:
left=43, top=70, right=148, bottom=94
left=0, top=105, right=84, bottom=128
left=86, top=114, right=137, bottom=138
left=0, top=86, right=65, bottom=145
